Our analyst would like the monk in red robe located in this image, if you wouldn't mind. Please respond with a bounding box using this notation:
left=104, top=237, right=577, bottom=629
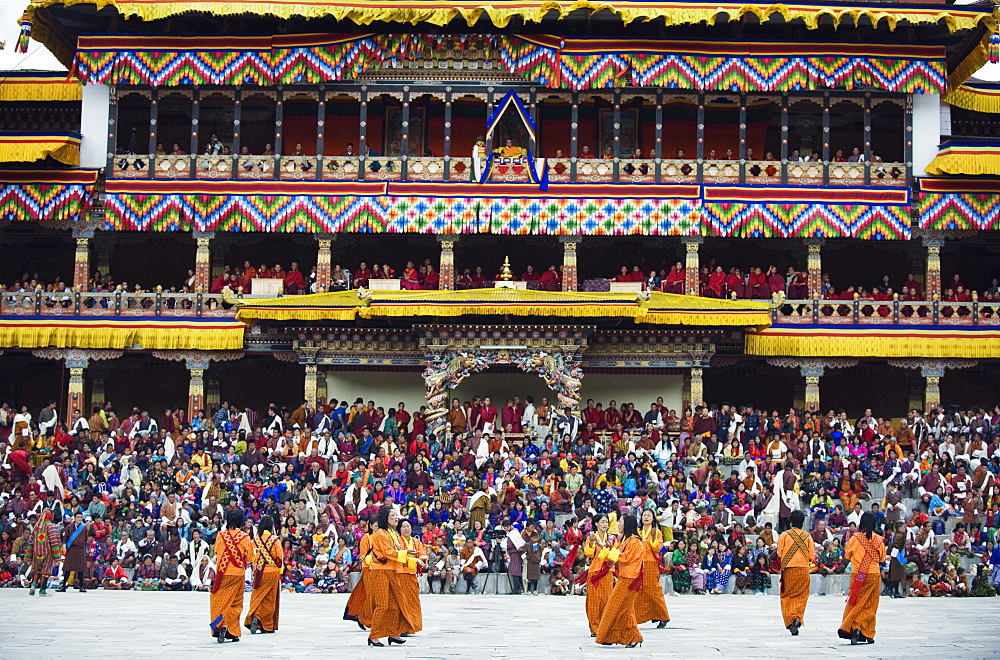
left=767, top=266, right=786, bottom=298
left=582, top=400, right=602, bottom=428
left=602, top=401, right=622, bottom=431
left=748, top=267, right=768, bottom=299
left=521, top=266, right=541, bottom=282
left=422, top=266, right=440, bottom=290
left=478, top=397, right=498, bottom=434
left=705, top=266, right=726, bottom=298
left=788, top=269, right=808, bottom=299
left=662, top=262, right=685, bottom=294
left=355, top=262, right=374, bottom=288
left=539, top=266, right=561, bottom=291
left=283, top=262, right=307, bottom=294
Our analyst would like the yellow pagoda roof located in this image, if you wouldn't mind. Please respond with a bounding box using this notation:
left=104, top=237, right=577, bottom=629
left=233, top=287, right=774, bottom=328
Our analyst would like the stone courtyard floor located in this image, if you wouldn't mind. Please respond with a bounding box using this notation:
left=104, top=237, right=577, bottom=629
left=1, top=590, right=997, bottom=658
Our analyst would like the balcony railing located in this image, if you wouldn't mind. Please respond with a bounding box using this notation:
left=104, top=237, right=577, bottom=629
left=1, top=290, right=234, bottom=317
left=111, top=154, right=908, bottom=186
left=774, top=298, right=1000, bottom=325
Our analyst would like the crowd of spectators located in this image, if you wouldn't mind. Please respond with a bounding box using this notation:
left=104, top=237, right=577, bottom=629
left=598, top=259, right=1000, bottom=308
left=2, top=392, right=999, bottom=599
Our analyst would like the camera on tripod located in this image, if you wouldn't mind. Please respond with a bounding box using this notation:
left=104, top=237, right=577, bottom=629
left=483, top=528, right=507, bottom=542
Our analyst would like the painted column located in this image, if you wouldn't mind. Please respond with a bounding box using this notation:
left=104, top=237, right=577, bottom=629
left=316, top=234, right=333, bottom=292
left=206, top=379, right=221, bottom=412
left=64, top=354, right=90, bottom=422
left=193, top=231, right=214, bottom=292
left=682, top=235, right=703, bottom=296
left=923, top=231, right=944, bottom=299
left=689, top=367, right=704, bottom=410
left=560, top=236, right=581, bottom=292
left=317, top=370, right=328, bottom=407
left=437, top=236, right=456, bottom=291
left=185, top=354, right=211, bottom=422
left=805, top=238, right=824, bottom=298
left=800, top=360, right=825, bottom=413
left=72, top=228, right=93, bottom=290
left=304, top=364, right=319, bottom=407
left=921, top=361, right=945, bottom=412
left=90, top=377, right=106, bottom=410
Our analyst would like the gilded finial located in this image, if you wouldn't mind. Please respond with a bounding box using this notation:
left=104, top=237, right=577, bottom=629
left=500, top=256, right=513, bottom=281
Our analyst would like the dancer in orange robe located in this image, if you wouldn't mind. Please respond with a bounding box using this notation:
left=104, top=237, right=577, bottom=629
left=210, top=509, right=255, bottom=643
left=396, top=519, right=427, bottom=635
left=367, top=506, right=424, bottom=647
left=838, top=512, right=886, bottom=645
left=344, top=517, right=375, bottom=629
left=245, top=515, right=283, bottom=634
left=634, top=509, right=670, bottom=627
left=595, top=514, right=644, bottom=648
left=583, top=514, right=617, bottom=636
left=777, top=510, right=816, bottom=635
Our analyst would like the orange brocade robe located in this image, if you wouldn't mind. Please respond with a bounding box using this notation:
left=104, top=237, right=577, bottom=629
left=595, top=536, right=644, bottom=647
left=345, top=533, right=373, bottom=625
left=583, top=532, right=617, bottom=635
left=367, top=528, right=419, bottom=641
left=245, top=530, right=284, bottom=632
left=777, top=528, right=815, bottom=628
left=840, top=533, right=886, bottom=640
left=210, top=528, right=254, bottom=639
left=395, top=536, right=426, bottom=634
left=633, top=527, right=669, bottom=624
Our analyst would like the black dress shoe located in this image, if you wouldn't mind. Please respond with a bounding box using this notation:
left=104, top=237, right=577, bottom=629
left=388, top=637, right=406, bottom=645
left=657, top=620, right=669, bottom=629
left=367, top=639, right=385, bottom=647
left=789, top=618, right=801, bottom=636
left=216, top=626, right=228, bottom=644
left=850, top=628, right=862, bottom=645
left=591, top=633, right=597, bottom=638
left=357, top=620, right=367, bottom=631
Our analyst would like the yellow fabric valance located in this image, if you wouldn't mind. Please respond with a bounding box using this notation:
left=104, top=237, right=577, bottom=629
left=0, top=133, right=81, bottom=166
left=745, top=326, right=1000, bottom=358
left=947, top=81, right=1000, bottom=114
left=0, top=317, right=245, bottom=350
left=234, top=287, right=773, bottom=327
left=924, top=141, right=1000, bottom=177
left=26, top=0, right=993, bottom=29
left=0, top=73, right=82, bottom=102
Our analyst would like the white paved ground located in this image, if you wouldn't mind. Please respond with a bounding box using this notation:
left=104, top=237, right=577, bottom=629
left=1, top=590, right=997, bottom=658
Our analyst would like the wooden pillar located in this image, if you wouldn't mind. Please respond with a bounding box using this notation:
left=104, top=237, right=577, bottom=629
left=437, top=236, right=456, bottom=291
left=921, top=361, right=945, bottom=412
left=560, top=236, right=581, bottom=292
left=317, top=370, right=328, bottom=407
left=612, top=91, right=621, bottom=182
left=863, top=93, right=872, bottom=186
left=206, top=378, right=221, bottom=412
left=65, top=355, right=88, bottom=423
left=822, top=95, right=831, bottom=186
left=738, top=97, right=747, bottom=184
left=923, top=231, right=944, bottom=299
left=682, top=235, right=703, bottom=296
left=800, top=360, right=825, bottom=413
left=189, top=89, right=200, bottom=178
left=90, top=376, right=106, bottom=410
left=316, top=234, right=332, bottom=291
left=304, top=364, right=319, bottom=406
left=780, top=94, right=789, bottom=185
left=805, top=238, right=823, bottom=298
left=185, top=354, right=211, bottom=422
left=315, top=89, right=325, bottom=181
left=654, top=91, right=663, bottom=183
left=193, top=231, right=214, bottom=292
left=689, top=367, right=704, bottom=411
left=401, top=91, right=410, bottom=180
left=443, top=90, right=452, bottom=180
left=570, top=92, right=579, bottom=182
left=72, top=228, right=93, bottom=290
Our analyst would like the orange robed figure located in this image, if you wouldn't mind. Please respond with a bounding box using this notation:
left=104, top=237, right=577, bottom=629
left=582, top=515, right=617, bottom=636
left=396, top=521, right=427, bottom=634
left=634, top=510, right=670, bottom=627
left=777, top=510, right=816, bottom=635
left=366, top=506, right=423, bottom=647
left=344, top=529, right=374, bottom=629
left=838, top=512, right=886, bottom=645
left=210, top=509, right=255, bottom=643
left=245, top=516, right=284, bottom=634
left=595, top=515, right=645, bottom=648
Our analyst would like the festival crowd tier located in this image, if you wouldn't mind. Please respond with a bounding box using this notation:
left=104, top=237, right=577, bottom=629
left=2, top=393, right=999, bottom=641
